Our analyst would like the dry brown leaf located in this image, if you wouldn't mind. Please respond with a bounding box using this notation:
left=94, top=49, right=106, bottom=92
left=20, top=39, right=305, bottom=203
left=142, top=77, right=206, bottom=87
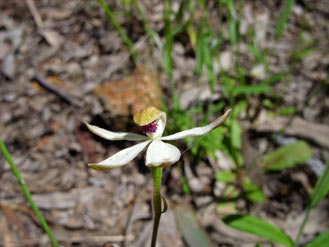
left=94, top=66, right=162, bottom=116
left=0, top=203, right=32, bottom=245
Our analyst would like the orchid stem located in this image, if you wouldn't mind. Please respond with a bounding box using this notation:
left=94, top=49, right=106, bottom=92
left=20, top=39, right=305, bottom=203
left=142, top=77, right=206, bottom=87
left=151, top=167, right=163, bottom=247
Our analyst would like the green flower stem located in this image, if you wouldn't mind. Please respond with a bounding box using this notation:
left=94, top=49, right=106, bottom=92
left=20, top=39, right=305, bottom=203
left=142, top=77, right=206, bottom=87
left=151, top=167, right=163, bottom=247
left=0, top=139, right=59, bottom=247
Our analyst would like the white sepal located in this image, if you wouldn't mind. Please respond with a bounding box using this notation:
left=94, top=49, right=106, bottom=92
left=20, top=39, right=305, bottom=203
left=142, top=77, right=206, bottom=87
left=89, top=140, right=151, bottom=170
left=85, top=122, right=148, bottom=141
left=145, top=140, right=181, bottom=167
left=161, top=109, right=232, bottom=141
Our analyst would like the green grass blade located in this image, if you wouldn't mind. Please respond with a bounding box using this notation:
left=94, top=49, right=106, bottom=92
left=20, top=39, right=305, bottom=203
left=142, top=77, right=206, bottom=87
left=248, top=38, right=269, bottom=68
left=230, top=84, right=272, bottom=96
left=162, top=0, right=174, bottom=79
left=275, top=0, right=295, bottom=38
left=306, top=229, right=329, bottom=247
left=132, top=0, right=162, bottom=49
left=195, top=23, right=204, bottom=77
left=261, top=141, right=313, bottom=171
left=226, top=0, right=238, bottom=45
left=0, top=139, right=59, bottom=247
left=262, top=73, right=286, bottom=84
left=222, top=214, right=294, bottom=246
left=309, top=158, right=329, bottom=209
left=97, top=0, right=136, bottom=62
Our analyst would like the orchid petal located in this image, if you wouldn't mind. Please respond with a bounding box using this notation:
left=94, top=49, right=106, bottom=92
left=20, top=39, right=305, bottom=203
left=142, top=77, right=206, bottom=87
left=161, top=109, right=232, bottom=141
left=89, top=140, right=151, bottom=170
left=146, top=140, right=181, bottom=167
left=84, top=122, right=148, bottom=141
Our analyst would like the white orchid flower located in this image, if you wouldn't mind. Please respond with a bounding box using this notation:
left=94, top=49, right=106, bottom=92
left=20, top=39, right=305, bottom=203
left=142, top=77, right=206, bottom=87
left=85, top=107, right=231, bottom=170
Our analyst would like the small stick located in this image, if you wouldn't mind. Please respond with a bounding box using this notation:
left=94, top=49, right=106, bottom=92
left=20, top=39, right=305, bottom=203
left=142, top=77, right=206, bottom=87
left=25, top=0, right=44, bottom=29
left=33, top=72, right=81, bottom=107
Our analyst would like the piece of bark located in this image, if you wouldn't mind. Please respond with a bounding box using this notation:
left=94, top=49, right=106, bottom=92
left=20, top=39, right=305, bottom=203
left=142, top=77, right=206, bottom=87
left=251, top=111, right=329, bottom=149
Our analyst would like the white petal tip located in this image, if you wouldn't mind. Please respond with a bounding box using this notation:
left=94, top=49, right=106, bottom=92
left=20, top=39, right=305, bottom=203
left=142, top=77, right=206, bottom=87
left=221, top=109, right=232, bottom=123
left=225, top=108, right=232, bottom=117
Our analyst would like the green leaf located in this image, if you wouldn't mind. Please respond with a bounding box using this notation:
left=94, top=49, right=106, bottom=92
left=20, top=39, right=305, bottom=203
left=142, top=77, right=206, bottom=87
left=309, top=158, right=329, bottom=209
left=163, top=33, right=174, bottom=78
left=261, top=141, right=313, bottom=171
left=162, top=0, right=174, bottom=78
left=262, top=73, right=286, bottom=84
left=216, top=201, right=237, bottom=214
left=97, top=0, right=136, bottom=62
left=0, top=140, right=59, bottom=247
left=230, top=84, right=272, bottom=96
left=222, top=214, right=294, bottom=246
left=245, top=187, right=265, bottom=203
left=275, top=0, right=295, bottom=38
left=222, top=184, right=240, bottom=199
left=181, top=175, right=191, bottom=195
left=226, top=0, right=238, bottom=45
left=279, top=106, right=296, bottom=116
left=262, top=99, right=274, bottom=109
left=248, top=37, right=268, bottom=67
left=216, top=171, right=236, bottom=183
left=231, top=120, right=242, bottom=150
left=175, top=206, right=212, bottom=247
left=306, top=229, right=329, bottom=247
left=195, top=23, right=205, bottom=76
left=243, top=178, right=265, bottom=203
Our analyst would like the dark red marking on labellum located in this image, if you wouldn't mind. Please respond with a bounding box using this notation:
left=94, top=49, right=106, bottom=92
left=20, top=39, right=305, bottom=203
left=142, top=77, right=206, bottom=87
left=140, top=120, right=158, bottom=134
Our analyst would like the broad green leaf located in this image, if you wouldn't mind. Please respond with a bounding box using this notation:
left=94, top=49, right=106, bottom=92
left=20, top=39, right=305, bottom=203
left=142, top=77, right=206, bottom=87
left=261, top=141, right=313, bottom=171
left=175, top=206, right=212, bottom=247
left=216, top=171, right=236, bottom=183
left=243, top=178, right=265, bottom=203
left=246, top=188, right=265, bottom=203
left=275, top=0, right=295, bottom=38
left=222, top=214, right=294, bottom=246
left=309, top=158, right=329, bottom=209
left=306, top=229, right=329, bottom=247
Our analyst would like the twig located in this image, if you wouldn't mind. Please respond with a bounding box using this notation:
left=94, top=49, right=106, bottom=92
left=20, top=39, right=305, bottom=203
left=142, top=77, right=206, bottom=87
left=25, top=0, right=44, bottom=29
left=33, top=72, right=81, bottom=107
